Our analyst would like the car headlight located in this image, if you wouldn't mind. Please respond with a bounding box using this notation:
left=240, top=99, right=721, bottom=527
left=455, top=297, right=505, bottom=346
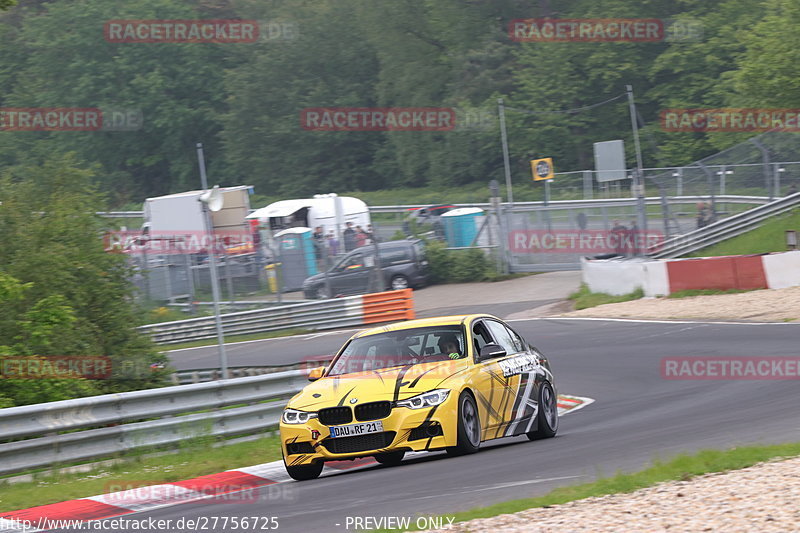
left=282, top=408, right=318, bottom=424
left=396, top=389, right=450, bottom=409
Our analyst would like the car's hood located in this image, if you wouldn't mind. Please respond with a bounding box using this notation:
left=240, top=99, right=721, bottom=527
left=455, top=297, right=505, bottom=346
left=302, top=272, right=325, bottom=285
left=289, top=360, right=469, bottom=410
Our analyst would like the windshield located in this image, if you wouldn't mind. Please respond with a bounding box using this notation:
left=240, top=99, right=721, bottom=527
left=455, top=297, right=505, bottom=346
left=327, top=326, right=466, bottom=376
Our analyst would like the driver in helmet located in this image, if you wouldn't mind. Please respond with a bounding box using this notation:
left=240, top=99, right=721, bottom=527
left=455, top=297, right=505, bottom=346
left=438, top=333, right=465, bottom=360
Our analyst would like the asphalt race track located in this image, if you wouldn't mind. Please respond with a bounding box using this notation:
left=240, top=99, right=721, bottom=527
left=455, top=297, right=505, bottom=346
left=78, top=319, right=800, bottom=533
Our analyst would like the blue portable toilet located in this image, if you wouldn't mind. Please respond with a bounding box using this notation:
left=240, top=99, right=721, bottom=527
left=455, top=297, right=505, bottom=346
left=441, top=208, right=485, bottom=247
left=275, top=228, right=318, bottom=291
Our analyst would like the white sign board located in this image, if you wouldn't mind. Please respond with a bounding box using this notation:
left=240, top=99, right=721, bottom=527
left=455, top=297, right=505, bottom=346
left=594, top=140, right=627, bottom=183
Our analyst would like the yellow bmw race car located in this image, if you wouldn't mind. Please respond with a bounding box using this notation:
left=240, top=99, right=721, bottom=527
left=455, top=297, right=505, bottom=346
left=279, top=314, right=558, bottom=480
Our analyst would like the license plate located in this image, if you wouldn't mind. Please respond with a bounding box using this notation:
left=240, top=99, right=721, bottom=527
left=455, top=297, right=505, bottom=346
left=329, top=421, right=384, bottom=438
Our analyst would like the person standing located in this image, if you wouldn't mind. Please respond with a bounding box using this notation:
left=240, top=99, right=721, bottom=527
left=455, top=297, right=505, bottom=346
left=365, top=224, right=376, bottom=244
left=355, top=226, right=368, bottom=248
left=312, top=226, right=325, bottom=269
left=326, top=229, right=339, bottom=257
left=610, top=220, right=627, bottom=256
left=343, top=222, right=357, bottom=252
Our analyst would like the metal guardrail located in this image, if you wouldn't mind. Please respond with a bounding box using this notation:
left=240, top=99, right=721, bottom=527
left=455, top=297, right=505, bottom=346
left=140, top=295, right=365, bottom=345
left=651, top=193, right=800, bottom=258
left=0, top=371, right=310, bottom=476
left=140, top=289, right=414, bottom=345
left=171, top=360, right=334, bottom=385
left=99, top=195, right=770, bottom=219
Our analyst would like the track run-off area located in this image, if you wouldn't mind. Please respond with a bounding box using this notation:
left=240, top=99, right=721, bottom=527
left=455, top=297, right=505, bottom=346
left=26, top=317, right=797, bottom=533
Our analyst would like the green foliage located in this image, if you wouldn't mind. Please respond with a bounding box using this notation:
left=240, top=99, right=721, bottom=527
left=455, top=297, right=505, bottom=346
left=691, top=207, right=800, bottom=256
left=667, top=288, right=755, bottom=298
left=425, top=241, right=495, bottom=284
left=0, top=155, right=164, bottom=406
left=0, top=0, right=796, bottom=203
left=569, top=283, right=644, bottom=310
left=0, top=434, right=285, bottom=512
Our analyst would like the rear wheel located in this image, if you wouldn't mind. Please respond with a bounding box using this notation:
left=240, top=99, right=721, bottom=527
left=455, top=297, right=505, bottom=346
left=374, top=450, right=405, bottom=466
left=446, top=392, right=481, bottom=456
left=527, top=381, right=558, bottom=440
left=284, top=459, right=324, bottom=481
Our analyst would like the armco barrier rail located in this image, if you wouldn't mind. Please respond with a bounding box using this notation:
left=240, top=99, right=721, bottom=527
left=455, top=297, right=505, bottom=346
left=139, top=289, right=414, bottom=345
left=0, top=370, right=311, bottom=476
left=650, top=192, right=800, bottom=258
left=171, top=357, right=334, bottom=385
left=100, top=195, right=770, bottom=219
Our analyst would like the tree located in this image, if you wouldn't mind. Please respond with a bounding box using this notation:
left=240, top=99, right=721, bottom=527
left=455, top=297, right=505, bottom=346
left=0, top=0, right=232, bottom=202
left=0, top=154, right=165, bottom=405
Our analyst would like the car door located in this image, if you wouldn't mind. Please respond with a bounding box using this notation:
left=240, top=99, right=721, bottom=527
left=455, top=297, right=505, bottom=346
left=330, top=250, right=369, bottom=295
left=467, top=318, right=520, bottom=440
left=488, top=320, right=545, bottom=437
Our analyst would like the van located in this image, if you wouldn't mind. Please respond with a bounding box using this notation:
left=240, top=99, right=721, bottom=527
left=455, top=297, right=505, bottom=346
left=302, top=240, right=429, bottom=299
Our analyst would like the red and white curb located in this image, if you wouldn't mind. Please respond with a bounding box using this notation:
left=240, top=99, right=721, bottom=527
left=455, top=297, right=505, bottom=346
left=0, top=394, right=594, bottom=532
left=557, top=394, right=594, bottom=414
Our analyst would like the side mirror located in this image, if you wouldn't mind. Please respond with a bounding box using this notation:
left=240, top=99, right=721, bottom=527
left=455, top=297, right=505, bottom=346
left=478, top=344, right=506, bottom=362
left=307, top=366, right=326, bottom=382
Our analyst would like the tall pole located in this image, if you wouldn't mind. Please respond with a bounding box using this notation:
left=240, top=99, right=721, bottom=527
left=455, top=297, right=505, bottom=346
left=196, top=143, right=229, bottom=379
left=626, top=85, right=648, bottom=255
left=498, top=98, right=514, bottom=207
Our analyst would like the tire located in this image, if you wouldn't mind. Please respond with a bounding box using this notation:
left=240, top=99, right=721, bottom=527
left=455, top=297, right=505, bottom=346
left=446, top=392, right=481, bottom=456
left=284, top=459, right=324, bottom=481
left=527, top=381, right=558, bottom=441
left=390, top=275, right=409, bottom=290
left=374, top=450, right=405, bottom=466
left=315, top=285, right=331, bottom=300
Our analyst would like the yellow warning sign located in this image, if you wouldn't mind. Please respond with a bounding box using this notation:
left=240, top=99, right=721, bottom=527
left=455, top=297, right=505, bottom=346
left=531, top=157, right=554, bottom=181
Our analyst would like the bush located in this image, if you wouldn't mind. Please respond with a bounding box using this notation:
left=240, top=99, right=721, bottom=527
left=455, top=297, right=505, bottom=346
left=425, top=241, right=495, bottom=284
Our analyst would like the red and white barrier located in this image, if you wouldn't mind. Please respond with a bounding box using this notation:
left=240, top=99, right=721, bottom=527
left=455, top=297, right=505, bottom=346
left=582, top=250, right=800, bottom=296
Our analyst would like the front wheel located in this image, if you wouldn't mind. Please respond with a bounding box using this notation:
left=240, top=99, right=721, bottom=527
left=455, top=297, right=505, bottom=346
left=315, top=285, right=331, bottom=300
left=284, top=459, right=324, bottom=481
left=390, top=275, right=409, bottom=290
left=446, top=392, right=481, bottom=456
left=527, top=381, right=558, bottom=440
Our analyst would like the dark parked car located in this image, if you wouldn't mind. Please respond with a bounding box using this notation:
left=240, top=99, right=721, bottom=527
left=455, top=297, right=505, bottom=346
left=402, top=204, right=455, bottom=239
left=302, top=240, right=429, bottom=299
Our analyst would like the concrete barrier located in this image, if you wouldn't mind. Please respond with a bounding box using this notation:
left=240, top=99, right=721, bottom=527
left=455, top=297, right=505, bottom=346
left=583, top=251, right=800, bottom=296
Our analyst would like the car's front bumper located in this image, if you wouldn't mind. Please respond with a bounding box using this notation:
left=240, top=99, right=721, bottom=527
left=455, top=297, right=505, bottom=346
left=280, top=396, right=459, bottom=466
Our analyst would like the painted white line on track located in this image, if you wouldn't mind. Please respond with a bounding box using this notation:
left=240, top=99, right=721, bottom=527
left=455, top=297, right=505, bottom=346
left=403, top=475, right=584, bottom=501
left=507, top=317, right=800, bottom=326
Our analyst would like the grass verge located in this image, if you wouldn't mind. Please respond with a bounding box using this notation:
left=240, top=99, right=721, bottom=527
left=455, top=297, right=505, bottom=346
left=376, top=442, right=800, bottom=532
left=691, top=207, right=800, bottom=256
left=667, top=288, right=756, bottom=299
left=160, top=328, right=311, bottom=351
left=0, top=435, right=283, bottom=513
left=568, top=283, right=644, bottom=310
